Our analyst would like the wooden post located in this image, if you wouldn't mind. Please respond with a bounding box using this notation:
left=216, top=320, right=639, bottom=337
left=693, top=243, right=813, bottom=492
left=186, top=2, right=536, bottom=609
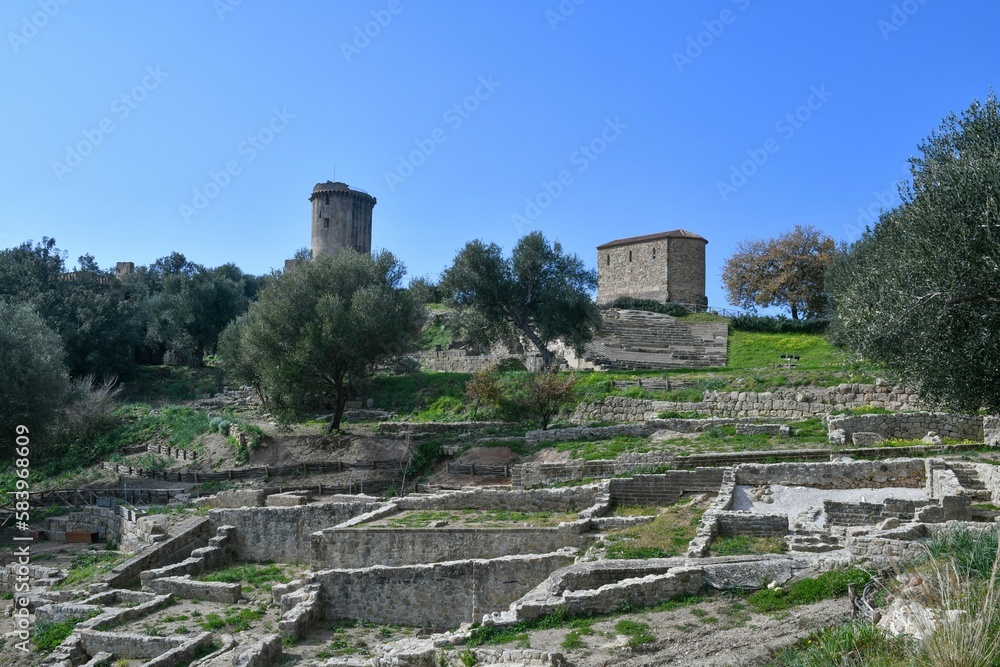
left=471, top=464, right=476, bottom=476
left=848, top=583, right=858, bottom=619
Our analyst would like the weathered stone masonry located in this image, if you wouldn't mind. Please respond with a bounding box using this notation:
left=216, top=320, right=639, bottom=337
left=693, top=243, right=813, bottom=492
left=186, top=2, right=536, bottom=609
left=596, top=229, right=708, bottom=307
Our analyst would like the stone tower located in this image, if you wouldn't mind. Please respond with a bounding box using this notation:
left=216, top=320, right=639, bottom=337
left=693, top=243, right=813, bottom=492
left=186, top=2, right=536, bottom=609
left=309, top=181, right=376, bottom=257
left=596, top=229, right=708, bottom=309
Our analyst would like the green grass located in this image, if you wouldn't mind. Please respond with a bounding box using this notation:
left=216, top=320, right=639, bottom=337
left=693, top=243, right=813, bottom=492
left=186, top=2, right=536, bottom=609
left=727, top=331, right=846, bottom=371
left=34, top=617, right=88, bottom=652
left=925, top=526, right=1000, bottom=579
left=658, top=417, right=830, bottom=456
left=55, top=551, right=128, bottom=589
left=200, top=564, right=291, bottom=591
left=746, top=568, right=871, bottom=613
left=614, top=619, right=655, bottom=647
left=561, top=630, right=585, bottom=650
left=554, top=435, right=654, bottom=460
left=421, top=320, right=453, bottom=349
left=383, top=509, right=576, bottom=528
left=602, top=498, right=708, bottom=559
left=611, top=504, right=660, bottom=517
left=710, top=535, right=788, bottom=557
left=198, top=607, right=266, bottom=632
left=367, top=372, right=470, bottom=417
left=1, top=402, right=216, bottom=491
left=121, top=365, right=223, bottom=401
left=766, top=622, right=913, bottom=667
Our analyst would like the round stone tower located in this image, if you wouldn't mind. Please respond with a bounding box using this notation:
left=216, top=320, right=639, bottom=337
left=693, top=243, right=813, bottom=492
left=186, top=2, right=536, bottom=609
left=309, top=181, right=376, bottom=257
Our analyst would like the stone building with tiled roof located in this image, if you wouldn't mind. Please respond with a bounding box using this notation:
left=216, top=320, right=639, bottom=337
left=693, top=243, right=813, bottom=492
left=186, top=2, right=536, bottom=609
left=596, top=229, right=708, bottom=309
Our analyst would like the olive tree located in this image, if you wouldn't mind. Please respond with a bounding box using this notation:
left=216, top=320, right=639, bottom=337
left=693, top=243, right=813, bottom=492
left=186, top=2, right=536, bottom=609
left=829, top=94, right=1000, bottom=412
left=219, top=250, right=422, bottom=431
left=441, top=232, right=600, bottom=369
left=0, top=301, right=71, bottom=456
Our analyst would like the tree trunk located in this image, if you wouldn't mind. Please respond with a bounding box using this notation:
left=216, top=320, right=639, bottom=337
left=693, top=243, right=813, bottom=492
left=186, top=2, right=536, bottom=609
left=515, top=321, right=554, bottom=369
left=790, top=304, right=799, bottom=320
left=328, top=378, right=347, bottom=432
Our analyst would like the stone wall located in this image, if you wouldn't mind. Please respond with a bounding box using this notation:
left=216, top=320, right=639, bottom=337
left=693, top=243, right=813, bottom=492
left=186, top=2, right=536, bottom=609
left=827, top=412, right=983, bottom=442
left=512, top=451, right=677, bottom=489
left=375, top=421, right=505, bottom=434
left=41, top=505, right=169, bottom=553
left=397, top=486, right=599, bottom=513
left=608, top=469, right=725, bottom=506
left=715, top=511, right=788, bottom=537
left=824, top=499, right=918, bottom=526
left=105, top=517, right=213, bottom=588
left=734, top=459, right=926, bottom=489
left=209, top=501, right=381, bottom=563
left=973, top=463, right=1000, bottom=503
left=986, top=416, right=1000, bottom=446
left=525, top=423, right=654, bottom=445
left=416, top=348, right=546, bottom=373
left=572, top=384, right=927, bottom=423
left=310, top=524, right=592, bottom=570
left=311, top=551, right=576, bottom=627
left=596, top=234, right=707, bottom=306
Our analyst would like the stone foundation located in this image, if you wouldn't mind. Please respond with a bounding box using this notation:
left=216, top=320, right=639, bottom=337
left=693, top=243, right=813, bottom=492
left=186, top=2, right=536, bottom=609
left=827, top=412, right=983, bottom=443
left=310, top=524, right=593, bottom=570
left=311, top=550, right=577, bottom=627
left=209, top=501, right=381, bottom=562
left=572, top=384, right=928, bottom=423
left=734, top=459, right=926, bottom=489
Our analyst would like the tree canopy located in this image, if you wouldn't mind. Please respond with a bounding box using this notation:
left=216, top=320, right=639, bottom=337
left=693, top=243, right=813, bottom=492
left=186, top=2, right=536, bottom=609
left=829, top=94, right=1000, bottom=412
left=722, top=225, right=836, bottom=320
left=0, top=241, right=262, bottom=380
left=440, top=232, right=600, bottom=368
left=0, top=300, right=72, bottom=456
left=219, top=249, right=422, bottom=431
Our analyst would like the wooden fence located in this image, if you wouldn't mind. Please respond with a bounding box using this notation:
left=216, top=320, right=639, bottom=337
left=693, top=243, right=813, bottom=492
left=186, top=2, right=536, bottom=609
left=444, top=462, right=511, bottom=477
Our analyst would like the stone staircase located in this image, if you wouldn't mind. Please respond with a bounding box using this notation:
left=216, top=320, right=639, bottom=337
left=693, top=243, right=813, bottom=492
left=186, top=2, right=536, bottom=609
left=785, top=530, right=842, bottom=553
left=948, top=463, right=993, bottom=501
left=579, top=309, right=727, bottom=370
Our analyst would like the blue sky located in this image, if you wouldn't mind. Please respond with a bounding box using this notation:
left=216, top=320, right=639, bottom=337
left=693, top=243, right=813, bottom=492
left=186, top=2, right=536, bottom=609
left=1, top=1, right=997, bottom=310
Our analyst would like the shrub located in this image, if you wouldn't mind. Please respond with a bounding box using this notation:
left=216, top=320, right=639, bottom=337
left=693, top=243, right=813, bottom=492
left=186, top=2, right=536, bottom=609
left=606, top=297, right=690, bottom=317
left=730, top=314, right=830, bottom=334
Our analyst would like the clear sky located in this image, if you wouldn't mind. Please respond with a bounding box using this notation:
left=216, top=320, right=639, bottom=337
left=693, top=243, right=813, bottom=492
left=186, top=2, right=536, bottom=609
left=2, top=1, right=997, bottom=310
